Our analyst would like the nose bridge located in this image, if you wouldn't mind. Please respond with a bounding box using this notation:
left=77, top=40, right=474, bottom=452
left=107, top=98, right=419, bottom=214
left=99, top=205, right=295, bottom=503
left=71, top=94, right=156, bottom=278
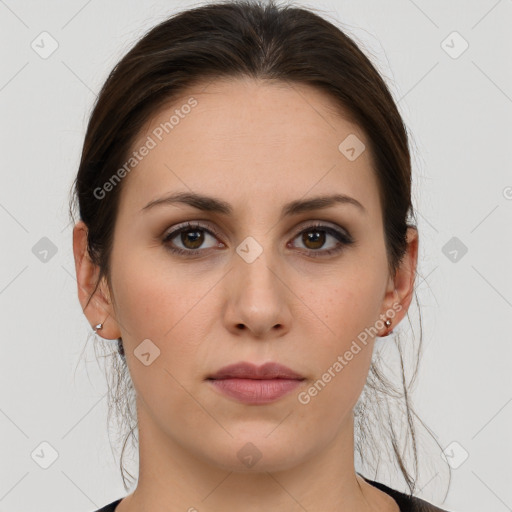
left=234, top=233, right=281, bottom=297
left=227, top=233, right=291, bottom=335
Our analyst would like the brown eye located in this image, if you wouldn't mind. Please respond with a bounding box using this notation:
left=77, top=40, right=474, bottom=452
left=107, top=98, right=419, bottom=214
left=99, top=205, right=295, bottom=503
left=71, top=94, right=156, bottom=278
left=179, top=229, right=205, bottom=249
left=290, top=224, right=354, bottom=257
left=302, top=229, right=326, bottom=250
left=163, top=222, right=224, bottom=256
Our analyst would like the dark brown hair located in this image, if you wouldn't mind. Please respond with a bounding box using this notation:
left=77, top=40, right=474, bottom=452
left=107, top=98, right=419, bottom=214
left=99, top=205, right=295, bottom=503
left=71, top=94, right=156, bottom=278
left=69, top=0, right=450, bottom=498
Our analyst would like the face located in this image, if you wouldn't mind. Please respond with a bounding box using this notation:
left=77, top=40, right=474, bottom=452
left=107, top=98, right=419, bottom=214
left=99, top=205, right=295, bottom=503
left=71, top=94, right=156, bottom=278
left=75, top=77, right=416, bottom=474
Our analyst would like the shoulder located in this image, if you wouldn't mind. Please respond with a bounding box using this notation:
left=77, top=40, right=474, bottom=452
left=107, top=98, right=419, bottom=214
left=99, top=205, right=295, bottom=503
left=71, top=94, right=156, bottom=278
left=90, top=498, right=123, bottom=512
left=361, top=475, right=453, bottom=512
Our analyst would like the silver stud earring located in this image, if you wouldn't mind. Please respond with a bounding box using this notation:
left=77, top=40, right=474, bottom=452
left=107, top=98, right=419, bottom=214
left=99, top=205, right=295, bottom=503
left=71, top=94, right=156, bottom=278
left=94, top=322, right=103, bottom=332
left=382, top=318, right=394, bottom=337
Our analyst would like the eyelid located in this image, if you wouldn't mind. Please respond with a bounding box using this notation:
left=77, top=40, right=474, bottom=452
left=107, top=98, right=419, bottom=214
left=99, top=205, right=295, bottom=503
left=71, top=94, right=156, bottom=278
left=293, top=219, right=351, bottom=237
left=163, top=221, right=223, bottom=241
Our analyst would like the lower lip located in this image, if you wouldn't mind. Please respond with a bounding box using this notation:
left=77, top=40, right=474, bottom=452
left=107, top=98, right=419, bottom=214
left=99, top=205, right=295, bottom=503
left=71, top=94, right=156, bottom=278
left=208, top=378, right=303, bottom=404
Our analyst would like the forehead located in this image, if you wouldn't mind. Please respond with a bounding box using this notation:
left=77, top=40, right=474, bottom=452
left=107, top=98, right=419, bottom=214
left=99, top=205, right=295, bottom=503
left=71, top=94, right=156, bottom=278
left=119, top=77, right=380, bottom=221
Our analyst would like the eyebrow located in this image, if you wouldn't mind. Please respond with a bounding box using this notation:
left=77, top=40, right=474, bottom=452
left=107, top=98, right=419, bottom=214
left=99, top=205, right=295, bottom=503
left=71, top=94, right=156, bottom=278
left=141, top=191, right=366, bottom=218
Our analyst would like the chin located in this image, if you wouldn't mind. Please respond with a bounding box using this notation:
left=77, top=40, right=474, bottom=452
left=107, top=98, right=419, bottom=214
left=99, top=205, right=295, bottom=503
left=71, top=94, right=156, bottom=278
left=199, top=434, right=307, bottom=474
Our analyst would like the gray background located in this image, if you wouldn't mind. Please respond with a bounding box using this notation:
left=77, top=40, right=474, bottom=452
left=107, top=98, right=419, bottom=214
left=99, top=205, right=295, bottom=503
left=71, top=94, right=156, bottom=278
left=0, top=1, right=511, bottom=511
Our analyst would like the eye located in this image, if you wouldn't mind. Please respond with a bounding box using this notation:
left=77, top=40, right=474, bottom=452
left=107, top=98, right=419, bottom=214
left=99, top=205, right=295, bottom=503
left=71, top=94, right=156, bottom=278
left=289, top=223, right=354, bottom=257
left=162, top=222, right=224, bottom=256
left=162, top=221, right=354, bottom=258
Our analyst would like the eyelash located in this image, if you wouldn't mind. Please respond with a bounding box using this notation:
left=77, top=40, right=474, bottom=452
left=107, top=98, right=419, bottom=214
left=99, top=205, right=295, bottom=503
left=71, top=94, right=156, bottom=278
left=162, top=221, right=354, bottom=258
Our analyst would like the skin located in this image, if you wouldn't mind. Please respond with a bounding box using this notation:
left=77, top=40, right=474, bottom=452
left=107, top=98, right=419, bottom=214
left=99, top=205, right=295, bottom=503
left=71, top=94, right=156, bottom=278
left=73, top=77, right=418, bottom=512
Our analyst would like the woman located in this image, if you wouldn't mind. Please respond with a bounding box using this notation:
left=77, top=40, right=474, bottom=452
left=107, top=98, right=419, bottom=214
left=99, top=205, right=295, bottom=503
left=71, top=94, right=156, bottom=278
left=71, top=1, right=455, bottom=510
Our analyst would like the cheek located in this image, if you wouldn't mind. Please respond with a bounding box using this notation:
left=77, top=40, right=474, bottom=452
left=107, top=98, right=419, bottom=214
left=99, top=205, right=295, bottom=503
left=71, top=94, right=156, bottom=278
left=297, top=287, right=378, bottom=426
left=111, top=256, right=213, bottom=425
left=303, top=343, right=373, bottom=413
left=110, top=247, right=218, bottom=345
left=109, top=249, right=225, bottom=407
left=296, top=265, right=384, bottom=408
left=313, top=273, right=383, bottom=348
left=292, top=308, right=375, bottom=445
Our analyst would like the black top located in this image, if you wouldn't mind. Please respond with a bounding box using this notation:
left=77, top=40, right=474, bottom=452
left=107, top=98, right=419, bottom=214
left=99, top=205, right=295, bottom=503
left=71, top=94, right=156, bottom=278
left=93, top=475, right=452, bottom=511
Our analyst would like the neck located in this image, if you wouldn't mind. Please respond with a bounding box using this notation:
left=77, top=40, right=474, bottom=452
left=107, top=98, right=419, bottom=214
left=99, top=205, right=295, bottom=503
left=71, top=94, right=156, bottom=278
left=116, top=406, right=398, bottom=512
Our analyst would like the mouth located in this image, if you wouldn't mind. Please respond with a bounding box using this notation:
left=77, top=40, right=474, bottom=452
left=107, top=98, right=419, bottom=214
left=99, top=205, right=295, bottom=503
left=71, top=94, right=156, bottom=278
left=206, top=361, right=305, bottom=404
left=207, top=361, right=305, bottom=380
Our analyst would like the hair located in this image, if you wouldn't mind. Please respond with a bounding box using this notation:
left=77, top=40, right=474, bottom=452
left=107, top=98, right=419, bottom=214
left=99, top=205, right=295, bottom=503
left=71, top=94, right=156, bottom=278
left=69, top=0, right=451, bottom=499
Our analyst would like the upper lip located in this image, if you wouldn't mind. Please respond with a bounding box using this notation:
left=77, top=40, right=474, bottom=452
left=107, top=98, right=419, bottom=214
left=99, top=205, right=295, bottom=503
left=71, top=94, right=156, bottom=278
left=207, top=361, right=304, bottom=380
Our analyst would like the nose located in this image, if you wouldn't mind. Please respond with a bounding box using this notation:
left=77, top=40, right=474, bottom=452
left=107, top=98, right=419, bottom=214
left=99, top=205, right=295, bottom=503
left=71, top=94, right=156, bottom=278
left=223, top=246, right=292, bottom=339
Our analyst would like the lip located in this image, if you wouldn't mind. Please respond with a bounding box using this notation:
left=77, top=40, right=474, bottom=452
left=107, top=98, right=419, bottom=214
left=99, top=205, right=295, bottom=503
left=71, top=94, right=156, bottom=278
left=206, top=362, right=305, bottom=404
left=207, top=361, right=304, bottom=380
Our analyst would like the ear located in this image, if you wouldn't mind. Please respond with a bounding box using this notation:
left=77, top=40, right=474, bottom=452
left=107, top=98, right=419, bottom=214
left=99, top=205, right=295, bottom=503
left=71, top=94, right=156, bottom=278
left=378, top=226, right=419, bottom=336
left=72, top=220, right=121, bottom=340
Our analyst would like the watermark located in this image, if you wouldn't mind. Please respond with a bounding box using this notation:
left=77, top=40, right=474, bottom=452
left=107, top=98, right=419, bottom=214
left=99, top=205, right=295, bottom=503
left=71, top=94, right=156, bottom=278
left=237, top=441, right=263, bottom=468
left=442, top=236, right=468, bottom=263
left=338, top=133, right=365, bottom=161
left=440, top=31, right=469, bottom=60
left=297, top=302, right=402, bottom=405
left=31, top=441, right=59, bottom=469
left=31, top=31, right=59, bottom=59
left=134, top=338, right=161, bottom=366
left=93, top=97, right=198, bottom=200
left=441, top=441, right=469, bottom=469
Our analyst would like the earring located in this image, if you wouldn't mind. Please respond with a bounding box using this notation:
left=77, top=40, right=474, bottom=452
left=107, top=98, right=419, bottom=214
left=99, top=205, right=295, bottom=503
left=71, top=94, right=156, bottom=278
left=93, top=316, right=108, bottom=333
left=383, top=318, right=393, bottom=336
